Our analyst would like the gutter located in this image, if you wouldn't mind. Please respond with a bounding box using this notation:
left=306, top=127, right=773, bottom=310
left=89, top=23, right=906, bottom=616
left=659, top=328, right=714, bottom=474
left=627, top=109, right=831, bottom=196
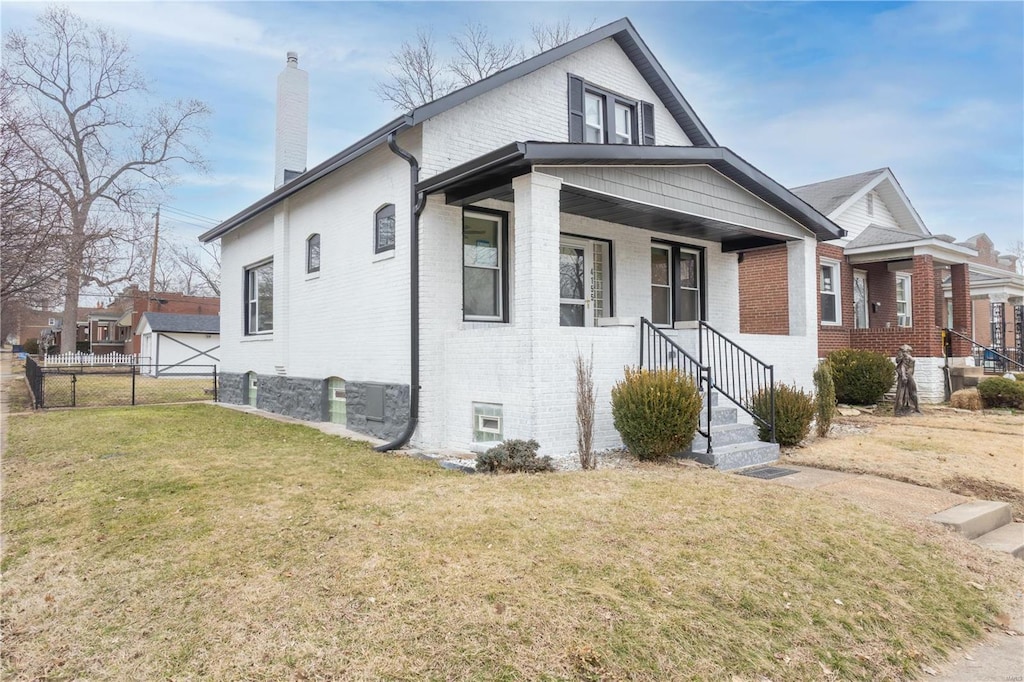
left=375, top=132, right=426, bottom=452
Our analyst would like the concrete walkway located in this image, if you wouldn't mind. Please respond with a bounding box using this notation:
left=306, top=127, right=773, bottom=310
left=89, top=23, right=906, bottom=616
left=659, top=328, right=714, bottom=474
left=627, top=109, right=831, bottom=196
left=761, top=465, right=1023, bottom=681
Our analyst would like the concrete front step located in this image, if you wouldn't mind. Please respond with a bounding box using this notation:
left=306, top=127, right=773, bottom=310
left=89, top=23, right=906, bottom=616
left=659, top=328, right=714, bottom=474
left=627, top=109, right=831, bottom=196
left=688, top=423, right=760, bottom=452
left=699, top=405, right=737, bottom=428
left=927, top=500, right=1013, bottom=540
left=975, top=523, right=1024, bottom=559
left=687, top=440, right=780, bottom=471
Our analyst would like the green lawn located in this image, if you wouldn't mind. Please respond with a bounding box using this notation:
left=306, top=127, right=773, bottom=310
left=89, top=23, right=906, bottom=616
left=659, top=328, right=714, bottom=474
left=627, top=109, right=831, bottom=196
left=1, top=404, right=1007, bottom=680
left=36, top=370, right=214, bottom=407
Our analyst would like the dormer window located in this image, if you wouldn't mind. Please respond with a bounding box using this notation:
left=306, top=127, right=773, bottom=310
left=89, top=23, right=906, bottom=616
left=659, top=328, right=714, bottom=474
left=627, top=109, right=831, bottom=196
left=569, top=75, right=652, bottom=146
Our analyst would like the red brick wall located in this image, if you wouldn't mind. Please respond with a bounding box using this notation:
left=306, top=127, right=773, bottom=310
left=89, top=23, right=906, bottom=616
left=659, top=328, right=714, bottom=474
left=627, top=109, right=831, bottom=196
left=849, top=326, right=942, bottom=357
left=738, top=245, right=789, bottom=335
left=863, top=262, right=897, bottom=328
left=948, top=263, right=972, bottom=357
left=817, top=244, right=855, bottom=355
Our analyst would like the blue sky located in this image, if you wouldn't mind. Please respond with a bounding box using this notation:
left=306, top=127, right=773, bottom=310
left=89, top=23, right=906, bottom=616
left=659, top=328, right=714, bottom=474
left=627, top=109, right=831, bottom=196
left=4, top=1, right=1023, bottom=253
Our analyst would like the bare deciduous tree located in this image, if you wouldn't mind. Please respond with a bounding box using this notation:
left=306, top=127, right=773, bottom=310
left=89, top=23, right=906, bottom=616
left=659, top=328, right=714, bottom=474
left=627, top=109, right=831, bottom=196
left=575, top=346, right=597, bottom=470
left=375, top=28, right=456, bottom=110
left=153, top=240, right=220, bottom=296
left=376, top=19, right=596, bottom=110
left=1007, top=240, right=1024, bottom=275
left=449, top=22, right=523, bottom=86
left=530, top=17, right=596, bottom=54
left=3, top=7, right=209, bottom=351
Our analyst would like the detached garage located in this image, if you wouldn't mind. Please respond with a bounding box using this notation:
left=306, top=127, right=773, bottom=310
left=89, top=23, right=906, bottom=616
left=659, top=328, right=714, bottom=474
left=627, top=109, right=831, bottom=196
left=136, top=312, right=220, bottom=376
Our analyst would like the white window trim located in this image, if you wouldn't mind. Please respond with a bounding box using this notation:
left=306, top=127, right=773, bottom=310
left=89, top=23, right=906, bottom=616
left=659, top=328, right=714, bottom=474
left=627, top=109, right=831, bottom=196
left=820, top=259, right=842, bottom=326
left=853, top=269, right=869, bottom=330
left=651, top=245, right=672, bottom=327
left=245, top=259, right=274, bottom=335
left=896, top=273, right=912, bottom=327
left=463, top=210, right=506, bottom=323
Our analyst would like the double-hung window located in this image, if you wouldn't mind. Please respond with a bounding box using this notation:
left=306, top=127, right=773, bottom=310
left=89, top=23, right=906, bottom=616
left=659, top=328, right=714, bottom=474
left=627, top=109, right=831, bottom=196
left=463, top=209, right=507, bottom=322
left=570, top=75, right=652, bottom=145
left=650, top=244, right=704, bottom=326
left=896, top=273, right=912, bottom=327
left=820, top=260, right=841, bottom=325
left=245, top=260, right=274, bottom=334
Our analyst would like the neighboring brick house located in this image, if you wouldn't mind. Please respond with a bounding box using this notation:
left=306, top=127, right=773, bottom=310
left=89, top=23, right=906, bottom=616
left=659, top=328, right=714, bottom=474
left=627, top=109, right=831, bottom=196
left=740, top=167, right=1021, bottom=401
left=201, top=19, right=845, bottom=461
left=87, top=286, right=220, bottom=356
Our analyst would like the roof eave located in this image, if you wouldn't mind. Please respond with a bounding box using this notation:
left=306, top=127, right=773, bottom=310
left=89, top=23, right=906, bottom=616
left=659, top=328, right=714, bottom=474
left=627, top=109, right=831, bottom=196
left=200, top=116, right=412, bottom=242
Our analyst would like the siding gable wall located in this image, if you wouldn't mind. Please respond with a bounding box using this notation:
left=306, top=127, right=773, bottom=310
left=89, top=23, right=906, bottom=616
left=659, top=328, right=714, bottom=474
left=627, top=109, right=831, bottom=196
left=420, top=38, right=694, bottom=178
left=831, top=190, right=901, bottom=243
left=544, top=165, right=808, bottom=238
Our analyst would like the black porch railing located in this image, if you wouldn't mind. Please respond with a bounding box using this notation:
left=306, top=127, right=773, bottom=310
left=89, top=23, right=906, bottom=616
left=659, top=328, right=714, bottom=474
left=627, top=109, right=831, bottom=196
left=698, top=321, right=776, bottom=443
left=639, top=318, right=714, bottom=454
left=944, top=328, right=1024, bottom=375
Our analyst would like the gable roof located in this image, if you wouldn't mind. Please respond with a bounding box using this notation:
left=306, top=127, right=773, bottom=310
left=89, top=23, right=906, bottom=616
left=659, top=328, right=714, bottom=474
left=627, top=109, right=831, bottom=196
left=138, top=312, right=219, bottom=335
left=790, top=167, right=929, bottom=236
left=417, top=142, right=845, bottom=242
left=790, top=169, right=886, bottom=217
left=201, top=17, right=714, bottom=243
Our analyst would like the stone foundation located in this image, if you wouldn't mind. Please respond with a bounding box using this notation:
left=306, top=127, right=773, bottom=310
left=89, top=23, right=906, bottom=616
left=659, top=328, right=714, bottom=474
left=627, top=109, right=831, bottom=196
left=216, top=373, right=410, bottom=441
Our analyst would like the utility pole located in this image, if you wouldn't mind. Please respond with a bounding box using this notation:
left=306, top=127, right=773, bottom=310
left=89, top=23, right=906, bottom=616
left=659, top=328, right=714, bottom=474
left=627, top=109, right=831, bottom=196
left=147, top=206, right=160, bottom=312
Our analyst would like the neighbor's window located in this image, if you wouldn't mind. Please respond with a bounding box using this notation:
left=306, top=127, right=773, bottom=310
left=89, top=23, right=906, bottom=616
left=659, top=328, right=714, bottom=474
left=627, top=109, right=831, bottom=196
left=820, top=260, right=841, bottom=325
left=245, top=260, right=274, bottom=334
left=896, top=273, right=912, bottom=327
left=375, top=204, right=396, bottom=254
left=463, top=209, right=507, bottom=322
left=306, top=233, right=321, bottom=273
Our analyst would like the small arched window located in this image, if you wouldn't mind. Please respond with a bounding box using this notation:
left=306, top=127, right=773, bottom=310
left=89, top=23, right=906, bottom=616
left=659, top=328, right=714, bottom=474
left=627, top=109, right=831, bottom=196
left=374, top=204, right=396, bottom=254
left=306, top=233, right=321, bottom=273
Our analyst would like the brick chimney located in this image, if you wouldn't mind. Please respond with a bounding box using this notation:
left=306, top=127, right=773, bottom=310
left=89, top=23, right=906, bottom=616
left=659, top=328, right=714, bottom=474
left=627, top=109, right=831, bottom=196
left=275, top=51, right=308, bottom=188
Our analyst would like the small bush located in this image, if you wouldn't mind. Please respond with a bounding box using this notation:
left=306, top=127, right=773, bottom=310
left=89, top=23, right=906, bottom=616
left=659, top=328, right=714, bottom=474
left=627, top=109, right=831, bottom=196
left=611, top=367, right=702, bottom=460
left=22, top=338, right=39, bottom=355
left=475, top=439, right=555, bottom=474
left=977, top=377, right=1024, bottom=410
left=813, top=360, right=836, bottom=438
left=76, top=341, right=90, bottom=353
left=751, top=384, right=815, bottom=446
left=828, top=349, right=896, bottom=405
left=949, top=388, right=982, bottom=411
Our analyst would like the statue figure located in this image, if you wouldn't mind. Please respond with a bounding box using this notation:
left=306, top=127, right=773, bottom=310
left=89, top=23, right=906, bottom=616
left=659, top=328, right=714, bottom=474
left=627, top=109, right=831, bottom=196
left=894, top=344, right=921, bottom=416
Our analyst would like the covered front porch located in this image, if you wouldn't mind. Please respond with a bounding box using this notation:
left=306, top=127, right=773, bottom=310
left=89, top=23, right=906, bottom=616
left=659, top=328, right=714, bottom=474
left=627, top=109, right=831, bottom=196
left=415, top=143, right=842, bottom=455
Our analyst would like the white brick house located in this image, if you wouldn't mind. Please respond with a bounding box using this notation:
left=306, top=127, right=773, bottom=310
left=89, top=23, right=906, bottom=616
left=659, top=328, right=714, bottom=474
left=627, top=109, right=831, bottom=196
left=201, top=18, right=844, bottom=463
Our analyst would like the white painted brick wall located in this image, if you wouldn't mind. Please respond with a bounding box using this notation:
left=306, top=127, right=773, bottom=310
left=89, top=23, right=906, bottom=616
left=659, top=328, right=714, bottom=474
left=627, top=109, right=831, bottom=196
left=275, top=56, right=309, bottom=188
left=420, top=38, right=693, bottom=178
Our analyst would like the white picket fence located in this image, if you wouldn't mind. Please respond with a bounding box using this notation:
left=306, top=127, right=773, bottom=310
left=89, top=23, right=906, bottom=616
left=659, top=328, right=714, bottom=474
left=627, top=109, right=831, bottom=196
left=44, top=352, right=146, bottom=367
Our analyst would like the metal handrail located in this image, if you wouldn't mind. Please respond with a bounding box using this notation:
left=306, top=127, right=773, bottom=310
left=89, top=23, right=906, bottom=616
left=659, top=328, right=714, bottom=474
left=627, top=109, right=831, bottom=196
left=698, top=321, right=776, bottom=443
left=638, top=318, right=714, bottom=454
left=944, top=328, right=1024, bottom=374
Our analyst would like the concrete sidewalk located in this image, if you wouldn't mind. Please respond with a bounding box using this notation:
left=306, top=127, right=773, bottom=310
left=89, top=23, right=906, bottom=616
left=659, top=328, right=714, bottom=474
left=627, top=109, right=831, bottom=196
left=760, top=465, right=1023, bottom=682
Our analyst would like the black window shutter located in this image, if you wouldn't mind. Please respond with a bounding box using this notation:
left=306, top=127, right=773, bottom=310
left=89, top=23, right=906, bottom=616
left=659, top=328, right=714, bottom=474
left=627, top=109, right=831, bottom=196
left=568, top=75, right=585, bottom=143
left=641, top=101, right=656, bottom=145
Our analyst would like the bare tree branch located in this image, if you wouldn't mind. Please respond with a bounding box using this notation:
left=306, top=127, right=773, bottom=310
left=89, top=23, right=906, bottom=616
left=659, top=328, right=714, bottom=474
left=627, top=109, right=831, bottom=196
left=449, top=22, right=523, bottom=86
left=375, top=28, right=456, bottom=110
left=530, top=17, right=596, bottom=54
left=2, top=6, right=209, bottom=350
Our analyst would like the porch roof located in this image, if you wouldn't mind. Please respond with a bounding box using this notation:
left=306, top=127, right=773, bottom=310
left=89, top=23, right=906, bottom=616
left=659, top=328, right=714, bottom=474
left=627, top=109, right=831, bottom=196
left=844, top=228, right=977, bottom=266
left=417, top=142, right=845, bottom=249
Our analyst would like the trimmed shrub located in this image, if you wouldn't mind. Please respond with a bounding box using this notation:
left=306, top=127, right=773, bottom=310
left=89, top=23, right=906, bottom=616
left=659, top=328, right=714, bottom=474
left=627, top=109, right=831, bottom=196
left=22, top=338, right=39, bottom=355
left=977, top=377, right=1024, bottom=410
left=611, top=367, right=702, bottom=461
left=751, top=384, right=815, bottom=447
left=813, top=359, right=836, bottom=438
left=76, top=341, right=90, bottom=353
left=828, top=349, right=896, bottom=405
left=475, top=439, right=555, bottom=474
left=949, top=388, right=982, bottom=411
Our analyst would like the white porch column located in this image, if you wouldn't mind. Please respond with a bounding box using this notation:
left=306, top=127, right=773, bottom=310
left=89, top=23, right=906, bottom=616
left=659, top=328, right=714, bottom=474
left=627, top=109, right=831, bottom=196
left=787, top=236, right=818, bottom=339
left=512, top=172, right=562, bottom=329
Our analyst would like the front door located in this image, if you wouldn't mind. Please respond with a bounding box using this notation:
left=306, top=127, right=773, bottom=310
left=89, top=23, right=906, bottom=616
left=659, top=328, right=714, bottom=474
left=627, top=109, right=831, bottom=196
left=853, top=270, right=868, bottom=329
left=559, top=238, right=591, bottom=327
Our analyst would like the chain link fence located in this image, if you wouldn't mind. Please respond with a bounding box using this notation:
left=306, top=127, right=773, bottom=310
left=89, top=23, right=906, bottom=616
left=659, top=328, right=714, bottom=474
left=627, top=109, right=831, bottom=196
left=25, top=358, right=217, bottom=408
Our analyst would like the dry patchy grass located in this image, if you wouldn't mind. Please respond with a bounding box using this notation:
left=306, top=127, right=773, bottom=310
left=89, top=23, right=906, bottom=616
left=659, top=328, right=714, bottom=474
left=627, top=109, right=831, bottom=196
left=0, top=405, right=1011, bottom=681
left=783, top=407, right=1024, bottom=519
